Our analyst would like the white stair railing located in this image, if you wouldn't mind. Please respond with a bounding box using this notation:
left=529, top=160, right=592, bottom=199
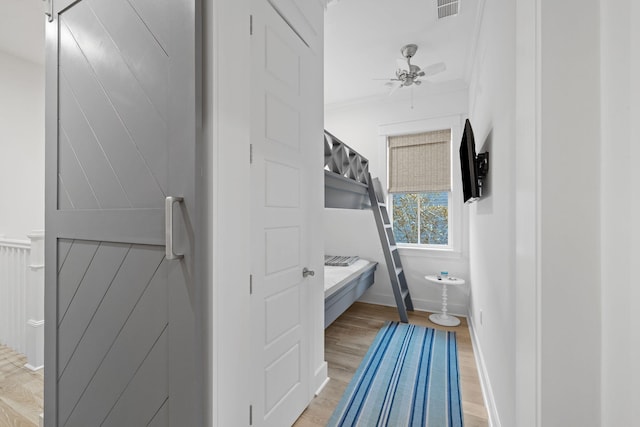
left=0, top=230, right=45, bottom=370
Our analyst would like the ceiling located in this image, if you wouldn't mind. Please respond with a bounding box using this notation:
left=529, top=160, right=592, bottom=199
left=324, top=0, right=480, bottom=106
left=1, top=0, right=480, bottom=103
left=0, top=0, right=45, bottom=64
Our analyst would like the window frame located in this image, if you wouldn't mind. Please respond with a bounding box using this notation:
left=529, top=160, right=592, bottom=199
left=378, top=115, right=464, bottom=255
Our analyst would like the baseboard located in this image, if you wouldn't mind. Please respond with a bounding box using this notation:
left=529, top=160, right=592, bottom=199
left=313, top=361, right=328, bottom=396
left=24, top=363, right=43, bottom=371
left=467, top=312, right=501, bottom=427
left=358, top=292, right=468, bottom=317
left=315, top=375, right=330, bottom=396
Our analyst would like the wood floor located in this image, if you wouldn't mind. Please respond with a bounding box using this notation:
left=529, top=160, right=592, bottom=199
left=0, top=345, right=42, bottom=427
left=0, top=302, right=488, bottom=427
left=294, top=302, right=489, bottom=427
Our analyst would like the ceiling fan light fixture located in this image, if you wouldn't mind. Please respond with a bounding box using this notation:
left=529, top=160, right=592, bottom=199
left=400, top=44, right=418, bottom=59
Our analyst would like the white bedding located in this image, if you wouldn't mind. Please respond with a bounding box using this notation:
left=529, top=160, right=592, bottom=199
left=324, top=259, right=374, bottom=298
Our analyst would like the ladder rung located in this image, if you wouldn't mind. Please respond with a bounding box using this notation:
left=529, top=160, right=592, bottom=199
left=402, top=289, right=409, bottom=299
left=395, top=266, right=403, bottom=276
left=390, top=245, right=397, bottom=251
left=384, top=224, right=392, bottom=229
left=378, top=202, right=386, bottom=208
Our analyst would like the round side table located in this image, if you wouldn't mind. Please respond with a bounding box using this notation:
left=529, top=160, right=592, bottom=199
left=425, top=275, right=465, bottom=327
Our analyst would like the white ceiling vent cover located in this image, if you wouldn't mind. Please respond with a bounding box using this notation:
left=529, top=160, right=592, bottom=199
left=437, top=0, right=459, bottom=18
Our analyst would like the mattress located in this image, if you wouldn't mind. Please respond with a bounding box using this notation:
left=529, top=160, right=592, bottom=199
left=324, top=259, right=375, bottom=298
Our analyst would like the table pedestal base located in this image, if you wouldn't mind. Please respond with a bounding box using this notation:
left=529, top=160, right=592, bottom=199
left=424, top=275, right=465, bottom=328
left=429, top=312, right=460, bottom=327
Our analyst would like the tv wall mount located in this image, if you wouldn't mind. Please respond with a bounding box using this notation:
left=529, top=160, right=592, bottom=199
left=476, top=152, right=489, bottom=196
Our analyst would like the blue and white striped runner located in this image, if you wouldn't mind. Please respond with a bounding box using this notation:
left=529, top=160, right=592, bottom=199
left=328, top=322, right=463, bottom=427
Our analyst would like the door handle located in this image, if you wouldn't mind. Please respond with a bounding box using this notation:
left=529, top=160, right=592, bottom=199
left=302, top=267, right=315, bottom=278
left=165, top=196, right=184, bottom=260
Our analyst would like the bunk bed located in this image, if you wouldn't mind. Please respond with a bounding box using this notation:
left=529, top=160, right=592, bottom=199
left=324, top=259, right=377, bottom=328
left=323, top=130, right=414, bottom=326
left=322, top=131, right=376, bottom=328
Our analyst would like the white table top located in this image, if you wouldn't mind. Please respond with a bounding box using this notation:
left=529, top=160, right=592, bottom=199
left=424, top=275, right=465, bottom=285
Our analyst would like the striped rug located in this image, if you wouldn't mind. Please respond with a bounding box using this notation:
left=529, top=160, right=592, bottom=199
left=327, top=322, right=463, bottom=427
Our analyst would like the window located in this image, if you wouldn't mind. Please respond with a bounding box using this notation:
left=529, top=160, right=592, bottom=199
left=388, top=130, right=451, bottom=246
left=392, top=192, right=449, bottom=245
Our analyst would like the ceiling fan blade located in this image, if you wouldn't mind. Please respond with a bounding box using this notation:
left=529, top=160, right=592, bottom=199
left=421, top=62, right=447, bottom=77
left=389, top=82, right=403, bottom=95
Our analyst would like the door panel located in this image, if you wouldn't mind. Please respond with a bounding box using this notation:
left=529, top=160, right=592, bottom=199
left=251, top=1, right=313, bottom=425
left=45, top=0, right=201, bottom=425
left=57, top=245, right=167, bottom=425
left=58, top=4, right=167, bottom=208
left=56, top=241, right=130, bottom=373
left=265, top=161, right=300, bottom=207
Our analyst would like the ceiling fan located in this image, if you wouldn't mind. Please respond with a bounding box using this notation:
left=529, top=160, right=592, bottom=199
left=379, top=44, right=446, bottom=94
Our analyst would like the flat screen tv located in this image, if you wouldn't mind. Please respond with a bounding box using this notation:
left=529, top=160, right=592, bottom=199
left=459, top=119, right=489, bottom=203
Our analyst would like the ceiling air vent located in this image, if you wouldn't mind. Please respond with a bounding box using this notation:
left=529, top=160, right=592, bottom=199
left=437, top=0, right=459, bottom=19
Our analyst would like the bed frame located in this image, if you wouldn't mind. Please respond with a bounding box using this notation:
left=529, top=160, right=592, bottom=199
left=324, top=261, right=377, bottom=328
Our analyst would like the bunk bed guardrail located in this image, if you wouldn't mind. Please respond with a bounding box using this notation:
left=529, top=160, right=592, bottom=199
left=324, top=130, right=371, bottom=210
left=324, top=130, right=369, bottom=184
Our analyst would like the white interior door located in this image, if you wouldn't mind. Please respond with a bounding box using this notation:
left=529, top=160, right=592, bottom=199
left=250, top=0, right=315, bottom=425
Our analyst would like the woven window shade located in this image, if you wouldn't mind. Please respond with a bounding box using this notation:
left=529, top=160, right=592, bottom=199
left=388, top=129, right=451, bottom=193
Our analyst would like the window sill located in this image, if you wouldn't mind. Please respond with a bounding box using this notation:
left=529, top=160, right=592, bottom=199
left=396, top=244, right=463, bottom=260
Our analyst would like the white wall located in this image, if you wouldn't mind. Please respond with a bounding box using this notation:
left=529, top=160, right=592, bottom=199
left=514, top=0, right=539, bottom=423
left=203, top=0, right=251, bottom=425
left=326, top=84, right=467, bottom=177
left=464, top=0, right=516, bottom=424
left=600, top=0, right=640, bottom=424
left=629, top=1, right=640, bottom=421
left=324, top=87, right=470, bottom=315
left=486, top=0, right=605, bottom=425
left=0, top=52, right=45, bottom=239
left=537, top=1, right=602, bottom=425
left=474, top=0, right=604, bottom=425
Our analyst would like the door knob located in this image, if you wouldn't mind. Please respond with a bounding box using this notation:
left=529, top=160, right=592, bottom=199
left=302, top=267, right=315, bottom=278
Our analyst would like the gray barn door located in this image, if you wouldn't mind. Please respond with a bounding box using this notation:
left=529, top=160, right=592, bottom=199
left=43, top=0, right=202, bottom=426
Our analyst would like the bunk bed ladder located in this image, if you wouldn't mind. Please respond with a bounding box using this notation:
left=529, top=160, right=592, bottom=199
left=366, top=173, right=414, bottom=323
